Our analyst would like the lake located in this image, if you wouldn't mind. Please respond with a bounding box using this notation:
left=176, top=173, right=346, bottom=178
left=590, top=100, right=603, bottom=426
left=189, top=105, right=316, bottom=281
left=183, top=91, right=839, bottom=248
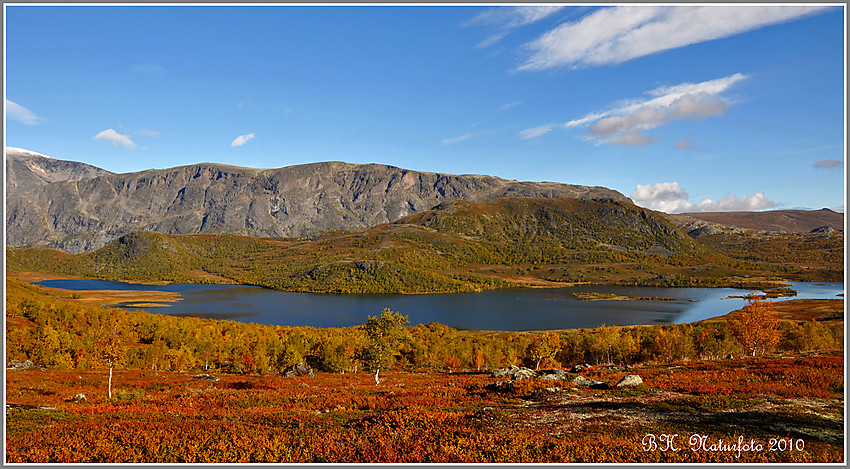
left=35, top=280, right=844, bottom=331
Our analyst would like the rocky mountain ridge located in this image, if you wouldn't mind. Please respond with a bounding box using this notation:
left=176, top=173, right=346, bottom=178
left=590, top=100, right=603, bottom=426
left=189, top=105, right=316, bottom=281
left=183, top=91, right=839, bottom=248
left=5, top=147, right=113, bottom=196
left=5, top=149, right=629, bottom=253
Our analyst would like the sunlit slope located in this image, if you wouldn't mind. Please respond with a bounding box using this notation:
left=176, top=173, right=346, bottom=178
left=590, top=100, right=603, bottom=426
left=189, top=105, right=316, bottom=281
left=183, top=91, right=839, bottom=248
left=8, top=197, right=818, bottom=293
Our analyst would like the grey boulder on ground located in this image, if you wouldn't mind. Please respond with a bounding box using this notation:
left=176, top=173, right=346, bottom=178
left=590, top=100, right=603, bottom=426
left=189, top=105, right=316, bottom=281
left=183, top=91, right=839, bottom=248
left=191, top=373, right=221, bottom=382
left=282, top=362, right=314, bottom=378
left=615, top=374, right=644, bottom=387
left=538, top=369, right=568, bottom=381
left=6, top=360, right=35, bottom=370
left=572, top=376, right=606, bottom=388
left=491, top=365, right=538, bottom=380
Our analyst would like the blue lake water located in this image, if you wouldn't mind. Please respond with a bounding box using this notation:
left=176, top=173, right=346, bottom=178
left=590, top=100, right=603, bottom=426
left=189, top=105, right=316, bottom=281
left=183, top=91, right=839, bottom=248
left=35, top=279, right=844, bottom=331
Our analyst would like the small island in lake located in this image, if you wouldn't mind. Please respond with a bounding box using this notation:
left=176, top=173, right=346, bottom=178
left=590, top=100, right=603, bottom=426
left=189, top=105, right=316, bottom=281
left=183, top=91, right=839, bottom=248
left=571, top=292, right=679, bottom=301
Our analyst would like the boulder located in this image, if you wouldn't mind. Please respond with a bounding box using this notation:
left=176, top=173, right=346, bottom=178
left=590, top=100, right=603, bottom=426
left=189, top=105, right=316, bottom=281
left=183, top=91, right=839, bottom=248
left=570, top=364, right=592, bottom=373
left=615, top=374, right=644, bottom=387
left=572, top=375, right=606, bottom=388
left=191, top=373, right=221, bottom=382
left=490, top=365, right=537, bottom=381
left=491, top=365, right=518, bottom=378
left=485, top=380, right=514, bottom=391
left=6, top=360, right=34, bottom=370
left=282, top=362, right=314, bottom=378
left=538, top=369, right=567, bottom=381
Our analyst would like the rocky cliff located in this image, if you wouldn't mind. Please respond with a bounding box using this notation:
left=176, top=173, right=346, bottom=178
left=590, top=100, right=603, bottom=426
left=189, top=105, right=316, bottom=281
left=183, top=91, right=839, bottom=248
left=6, top=151, right=630, bottom=253
left=5, top=147, right=113, bottom=196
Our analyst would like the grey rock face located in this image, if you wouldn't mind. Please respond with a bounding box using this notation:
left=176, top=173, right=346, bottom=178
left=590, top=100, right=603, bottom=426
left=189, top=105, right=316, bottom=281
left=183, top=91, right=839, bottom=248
left=6, top=157, right=631, bottom=253
left=5, top=147, right=112, bottom=196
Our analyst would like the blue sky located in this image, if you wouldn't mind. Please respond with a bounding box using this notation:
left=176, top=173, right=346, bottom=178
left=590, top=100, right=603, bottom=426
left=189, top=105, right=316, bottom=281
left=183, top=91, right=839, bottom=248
left=4, top=4, right=846, bottom=213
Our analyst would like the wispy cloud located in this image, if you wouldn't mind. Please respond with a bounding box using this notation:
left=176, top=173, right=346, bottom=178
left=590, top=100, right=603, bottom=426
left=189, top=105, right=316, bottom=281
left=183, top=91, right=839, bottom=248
left=93, top=129, right=136, bottom=149
left=466, top=6, right=564, bottom=28
left=6, top=99, right=42, bottom=125
left=231, top=133, right=256, bottom=147
left=524, top=73, right=746, bottom=146
left=136, top=129, right=160, bottom=138
left=630, top=182, right=776, bottom=213
left=517, top=5, right=829, bottom=71
left=814, top=159, right=842, bottom=169
left=467, top=6, right=564, bottom=49
left=131, top=64, right=167, bottom=76
left=519, top=125, right=554, bottom=140
left=498, top=101, right=523, bottom=112
left=441, top=133, right=472, bottom=146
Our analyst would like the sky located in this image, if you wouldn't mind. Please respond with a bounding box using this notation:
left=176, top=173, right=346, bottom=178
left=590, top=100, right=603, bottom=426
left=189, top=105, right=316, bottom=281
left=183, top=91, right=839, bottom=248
left=4, top=3, right=846, bottom=213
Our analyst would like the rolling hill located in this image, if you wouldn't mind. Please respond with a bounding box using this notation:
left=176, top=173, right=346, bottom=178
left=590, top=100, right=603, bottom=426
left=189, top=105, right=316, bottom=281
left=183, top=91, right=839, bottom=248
left=9, top=196, right=803, bottom=294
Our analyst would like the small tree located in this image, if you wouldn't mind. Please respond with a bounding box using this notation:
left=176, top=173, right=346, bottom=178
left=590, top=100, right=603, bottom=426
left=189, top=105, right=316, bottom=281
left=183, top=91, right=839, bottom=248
left=729, top=295, right=780, bottom=357
left=97, top=313, right=125, bottom=399
left=473, top=348, right=485, bottom=372
left=358, top=308, right=409, bottom=385
left=525, top=332, right=561, bottom=370
left=590, top=324, right=620, bottom=365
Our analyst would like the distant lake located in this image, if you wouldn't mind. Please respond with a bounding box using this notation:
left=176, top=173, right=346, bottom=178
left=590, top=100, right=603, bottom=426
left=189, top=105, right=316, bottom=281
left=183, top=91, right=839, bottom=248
left=35, top=280, right=844, bottom=331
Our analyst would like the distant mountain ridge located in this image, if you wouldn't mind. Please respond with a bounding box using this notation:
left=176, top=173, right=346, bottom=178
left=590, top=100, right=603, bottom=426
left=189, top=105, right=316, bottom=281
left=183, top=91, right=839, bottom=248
left=670, top=209, right=844, bottom=234
left=5, top=148, right=629, bottom=253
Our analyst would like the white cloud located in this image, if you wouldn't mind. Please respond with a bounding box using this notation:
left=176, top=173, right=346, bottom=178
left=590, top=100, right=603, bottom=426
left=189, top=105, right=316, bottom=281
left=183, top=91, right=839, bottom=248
left=441, top=133, right=471, bottom=146
left=476, top=32, right=509, bottom=49
left=630, top=182, right=776, bottom=213
left=231, top=133, right=256, bottom=147
left=518, top=5, right=829, bottom=71
left=466, top=6, right=564, bottom=28
left=93, top=129, right=136, bottom=149
left=467, top=6, right=564, bottom=48
left=6, top=99, right=42, bottom=125
left=547, top=73, right=746, bottom=144
left=519, top=124, right=554, bottom=140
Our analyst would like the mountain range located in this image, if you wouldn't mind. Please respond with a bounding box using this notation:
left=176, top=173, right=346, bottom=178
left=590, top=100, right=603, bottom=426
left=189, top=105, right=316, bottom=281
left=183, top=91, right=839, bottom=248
left=5, top=147, right=844, bottom=256
left=5, top=147, right=627, bottom=253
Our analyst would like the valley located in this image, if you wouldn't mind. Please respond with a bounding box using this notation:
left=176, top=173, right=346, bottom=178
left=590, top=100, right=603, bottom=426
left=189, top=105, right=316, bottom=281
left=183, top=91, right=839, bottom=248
left=4, top=148, right=845, bottom=464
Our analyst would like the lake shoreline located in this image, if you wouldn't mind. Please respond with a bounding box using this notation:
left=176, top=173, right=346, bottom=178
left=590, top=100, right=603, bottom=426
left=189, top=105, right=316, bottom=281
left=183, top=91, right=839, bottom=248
left=22, top=275, right=844, bottom=332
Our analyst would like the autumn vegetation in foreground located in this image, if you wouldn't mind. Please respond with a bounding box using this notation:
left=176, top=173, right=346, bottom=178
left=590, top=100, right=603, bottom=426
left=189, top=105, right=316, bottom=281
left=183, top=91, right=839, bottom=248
left=5, top=278, right=845, bottom=463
